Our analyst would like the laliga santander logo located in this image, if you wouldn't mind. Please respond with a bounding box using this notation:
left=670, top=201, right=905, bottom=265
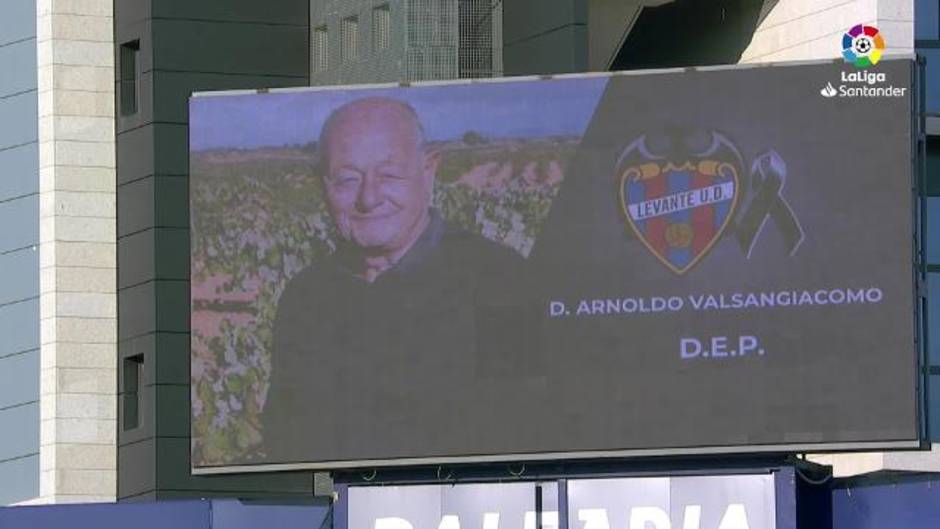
left=842, top=24, right=884, bottom=68
left=820, top=25, right=907, bottom=99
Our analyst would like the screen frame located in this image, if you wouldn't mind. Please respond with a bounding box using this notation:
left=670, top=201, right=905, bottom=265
left=189, top=57, right=926, bottom=475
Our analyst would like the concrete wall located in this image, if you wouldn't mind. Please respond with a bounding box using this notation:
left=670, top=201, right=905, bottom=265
left=36, top=0, right=118, bottom=503
left=0, top=0, right=40, bottom=507
left=740, top=0, right=914, bottom=63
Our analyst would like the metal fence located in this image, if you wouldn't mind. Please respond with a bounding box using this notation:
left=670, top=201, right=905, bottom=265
left=310, top=0, right=502, bottom=85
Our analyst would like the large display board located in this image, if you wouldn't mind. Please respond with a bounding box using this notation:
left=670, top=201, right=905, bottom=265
left=189, top=59, right=921, bottom=472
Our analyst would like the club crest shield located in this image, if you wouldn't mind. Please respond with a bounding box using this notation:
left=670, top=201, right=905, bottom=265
left=617, top=132, right=743, bottom=274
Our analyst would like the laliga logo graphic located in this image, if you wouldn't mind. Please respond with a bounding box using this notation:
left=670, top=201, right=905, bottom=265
left=820, top=82, right=837, bottom=97
left=616, top=130, right=804, bottom=274
left=842, top=24, right=884, bottom=68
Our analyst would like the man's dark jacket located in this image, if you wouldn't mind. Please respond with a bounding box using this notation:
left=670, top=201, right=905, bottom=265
left=262, top=212, right=538, bottom=464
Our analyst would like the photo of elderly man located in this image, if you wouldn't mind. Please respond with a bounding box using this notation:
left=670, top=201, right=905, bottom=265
left=261, top=97, right=532, bottom=462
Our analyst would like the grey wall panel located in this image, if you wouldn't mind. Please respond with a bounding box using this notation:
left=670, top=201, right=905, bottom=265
left=155, top=437, right=313, bottom=493
left=152, top=384, right=189, bottom=438
left=117, top=177, right=155, bottom=237
left=0, top=39, right=37, bottom=97
left=0, top=248, right=37, bottom=306
left=114, top=0, right=152, bottom=27
left=119, top=332, right=190, bottom=387
left=118, top=228, right=189, bottom=289
left=0, top=454, right=38, bottom=505
left=118, top=228, right=155, bottom=289
left=503, top=24, right=589, bottom=75
left=0, top=92, right=38, bottom=149
left=117, top=439, right=155, bottom=499
left=0, top=298, right=38, bottom=356
left=0, top=350, right=38, bottom=411
left=116, top=127, right=155, bottom=185
left=118, top=281, right=156, bottom=341
left=0, top=403, right=39, bottom=462
left=0, top=143, right=38, bottom=202
left=149, top=20, right=307, bottom=77
left=118, top=176, right=189, bottom=238
left=0, top=0, right=35, bottom=47
left=0, top=195, right=37, bottom=253
left=116, top=125, right=189, bottom=185
left=118, top=280, right=190, bottom=341
left=502, top=0, right=586, bottom=45
left=153, top=71, right=305, bottom=124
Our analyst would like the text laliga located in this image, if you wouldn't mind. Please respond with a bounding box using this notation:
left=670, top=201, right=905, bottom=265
left=373, top=504, right=753, bottom=529
left=840, top=70, right=886, bottom=84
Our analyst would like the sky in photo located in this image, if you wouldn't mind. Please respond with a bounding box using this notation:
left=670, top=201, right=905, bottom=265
left=189, top=76, right=609, bottom=150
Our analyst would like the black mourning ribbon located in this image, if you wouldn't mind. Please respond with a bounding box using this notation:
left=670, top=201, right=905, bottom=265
left=735, top=150, right=804, bottom=257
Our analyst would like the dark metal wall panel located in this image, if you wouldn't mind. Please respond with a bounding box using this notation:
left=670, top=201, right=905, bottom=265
left=117, top=229, right=188, bottom=289
left=503, top=24, right=589, bottom=75
left=149, top=20, right=307, bottom=77
left=118, top=280, right=189, bottom=342
left=115, top=0, right=313, bottom=500
left=154, top=438, right=313, bottom=494
left=502, top=0, right=588, bottom=75
left=114, top=0, right=152, bottom=27
left=117, top=177, right=189, bottom=237
left=116, top=125, right=191, bottom=184
left=118, top=332, right=190, bottom=389
left=152, top=72, right=306, bottom=124
left=117, top=439, right=155, bottom=499
left=503, top=0, right=586, bottom=45
left=151, top=0, right=308, bottom=25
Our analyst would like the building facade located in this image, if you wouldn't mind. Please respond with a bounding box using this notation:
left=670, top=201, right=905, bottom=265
left=0, top=0, right=937, bottom=509
left=0, top=0, right=40, bottom=507
left=309, top=0, right=503, bottom=85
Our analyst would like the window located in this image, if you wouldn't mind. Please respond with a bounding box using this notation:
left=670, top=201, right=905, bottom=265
left=119, top=40, right=139, bottom=116
left=341, top=15, right=359, bottom=62
left=916, top=0, right=939, bottom=40
left=122, top=354, right=144, bottom=430
left=919, top=48, right=940, bottom=115
left=373, top=4, right=391, bottom=52
left=929, top=197, right=940, bottom=264
left=312, top=25, right=329, bottom=73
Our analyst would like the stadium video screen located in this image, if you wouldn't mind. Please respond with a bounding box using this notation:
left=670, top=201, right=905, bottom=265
left=190, top=59, right=920, bottom=471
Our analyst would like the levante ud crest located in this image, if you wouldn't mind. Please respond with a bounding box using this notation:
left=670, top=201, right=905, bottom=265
left=617, top=132, right=744, bottom=274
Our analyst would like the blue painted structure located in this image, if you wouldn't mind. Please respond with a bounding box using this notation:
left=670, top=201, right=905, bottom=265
left=833, top=476, right=940, bottom=529
left=0, top=499, right=330, bottom=529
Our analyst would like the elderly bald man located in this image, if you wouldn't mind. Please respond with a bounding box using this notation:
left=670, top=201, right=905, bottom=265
left=318, top=97, right=436, bottom=281
left=262, top=97, right=535, bottom=464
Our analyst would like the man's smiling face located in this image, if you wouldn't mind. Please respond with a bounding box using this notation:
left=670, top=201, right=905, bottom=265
left=320, top=99, right=433, bottom=256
